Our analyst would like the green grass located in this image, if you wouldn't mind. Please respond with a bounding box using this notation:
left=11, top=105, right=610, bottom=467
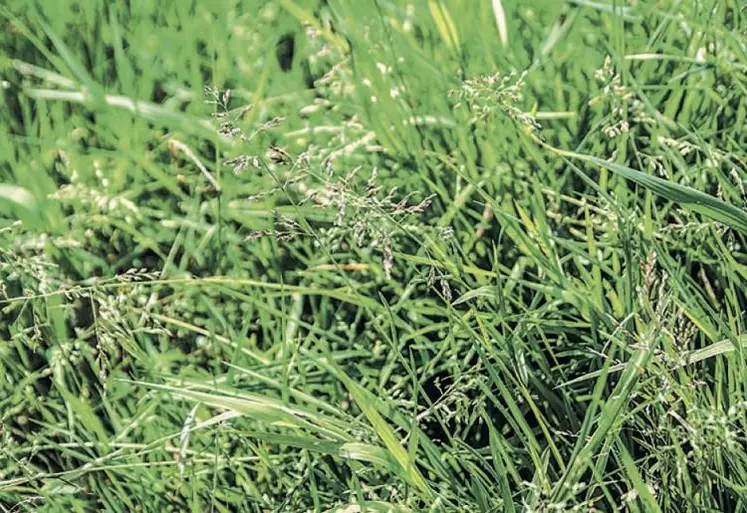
left=1, top=0, right=747, bottom=511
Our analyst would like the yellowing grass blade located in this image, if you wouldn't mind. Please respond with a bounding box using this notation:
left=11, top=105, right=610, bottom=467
left=491, top=0, right=509, bottom=47
left=428, top=1, right=460, bottom=49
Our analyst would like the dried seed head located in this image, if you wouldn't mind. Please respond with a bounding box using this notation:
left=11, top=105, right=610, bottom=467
left=384, top=240, right=393, bottom=280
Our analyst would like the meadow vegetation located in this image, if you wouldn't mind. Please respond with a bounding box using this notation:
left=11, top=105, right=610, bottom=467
left=2, top=1, right=747, bottom=511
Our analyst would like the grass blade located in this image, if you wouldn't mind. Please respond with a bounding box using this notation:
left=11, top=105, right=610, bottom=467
left=547, top=145, right=747, bottom=235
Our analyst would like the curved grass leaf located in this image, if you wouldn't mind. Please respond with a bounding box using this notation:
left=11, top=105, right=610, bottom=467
left=558, top=336, right=745, bottom=389
left=553, top=148, right=747, bottom=235
left=452, top=286, right=501, bottom=306
left=339, top=442, right=399, bottom=469
left=127, top=381, right=350, bottom=440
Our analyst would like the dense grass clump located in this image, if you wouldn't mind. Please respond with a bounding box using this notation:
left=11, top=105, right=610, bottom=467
left=2, top=1, right=747, bottom=511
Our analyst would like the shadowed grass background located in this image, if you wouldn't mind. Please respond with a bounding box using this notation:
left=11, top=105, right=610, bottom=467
left=1, top=1, right=747, bottom=511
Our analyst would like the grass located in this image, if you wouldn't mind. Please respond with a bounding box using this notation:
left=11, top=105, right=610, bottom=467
left=1, top=0, right=747, bottom=511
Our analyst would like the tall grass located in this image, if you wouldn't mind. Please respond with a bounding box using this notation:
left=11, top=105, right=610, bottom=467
left=2, top=1, right=747, bottom=511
